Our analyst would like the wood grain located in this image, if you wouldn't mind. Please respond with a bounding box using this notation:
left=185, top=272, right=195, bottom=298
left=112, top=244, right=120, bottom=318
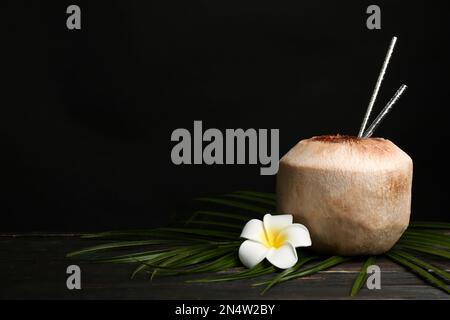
left=0, top=234, right=449, bottom=300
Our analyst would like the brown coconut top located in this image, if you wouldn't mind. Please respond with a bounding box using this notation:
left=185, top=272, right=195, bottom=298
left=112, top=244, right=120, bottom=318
left=280, top=134, right=412, bottom=171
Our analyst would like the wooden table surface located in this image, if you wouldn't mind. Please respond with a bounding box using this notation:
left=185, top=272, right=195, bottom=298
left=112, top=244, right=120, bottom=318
left=1, top=234, right=449, bottom=300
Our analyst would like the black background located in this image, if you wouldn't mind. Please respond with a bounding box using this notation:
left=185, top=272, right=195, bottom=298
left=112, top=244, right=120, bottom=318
left=3, top=1, right=450, bottom=231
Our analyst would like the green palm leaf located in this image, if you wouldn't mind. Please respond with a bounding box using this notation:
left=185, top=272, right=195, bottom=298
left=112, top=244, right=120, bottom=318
left=261, top=256, right=318, bottom=294
left=254, top=256, right=349, bottom=286
left=66, top=239, right=171, bottom=258
left=185, top=220, right=244, bottom=230
left=190, top=262, right=278, bottom=283
left=386, top=252, right=450, bottom=294
left=67, top=190, right=450, bottom=297
left=409, top=221, right=450, bottom=229
left=158, top=227, right=239, bottom=240
left=234, top=191, right=276, bottom=201
left=224, top=193, right=276, bottom=208
left=389, top=249, right=450, bottom=280
left=196, top=197, right=269, bottom=215
left=397, top=242, right=450, bottom=259
left=186, top=211, right=252, bottom=223
left=350, top=256, right=375, bottom=297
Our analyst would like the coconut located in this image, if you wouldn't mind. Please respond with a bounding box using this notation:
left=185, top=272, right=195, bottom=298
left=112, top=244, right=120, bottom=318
left=276, top=135, right=413, bottom=255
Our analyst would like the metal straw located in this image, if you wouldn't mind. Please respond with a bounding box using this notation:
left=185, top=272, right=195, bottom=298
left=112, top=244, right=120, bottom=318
left=363, top=84, right=407, bottom=138
left=358, top=36, right=398, bottom=137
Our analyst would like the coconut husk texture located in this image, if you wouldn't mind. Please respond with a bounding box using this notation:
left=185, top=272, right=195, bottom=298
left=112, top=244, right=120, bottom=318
left=277, top=135, right=413, bottom=255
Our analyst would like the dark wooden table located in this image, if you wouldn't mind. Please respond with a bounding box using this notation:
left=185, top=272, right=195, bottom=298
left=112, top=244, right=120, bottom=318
left=1, top=234, right=449, bottom=300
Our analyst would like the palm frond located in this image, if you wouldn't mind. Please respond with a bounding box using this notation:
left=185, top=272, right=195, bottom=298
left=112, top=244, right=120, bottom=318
left=386, top=252, right=450, bottom=294
left=186, top=211, right=251, bottom=223
left=408, top=221, right=450, bottom=229
left=184, top=220, right=244, bottom=230
left=403, top=230, right=450, bottom=246
left=261, top=256, right=319, bottom=294
left=190, top=262, right=276, bottom=283
left=66, top=239, right=172, bottom=258
left=157, top=227, right=239, bottom=240
left=224, top=193, right=276, bottom=208
left=234, top=191, right=276, bottom=201
left=389, top=249, right=450, bottom=281
left=196, top=197, right=269, bottom=215
left=350, top=256, right=375, bottom=297
left=67, top=190, right=450, bottom=297
left=397, top=242, right=450, bottom=259
left=254, top=256, right=350, bottom=286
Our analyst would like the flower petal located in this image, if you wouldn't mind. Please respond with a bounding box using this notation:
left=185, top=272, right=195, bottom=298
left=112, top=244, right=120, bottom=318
left=263, top=214, right=293, bottom=232
left=266, top=241, right=298, bottom=269
left=277, top=223, right=312, bottom=248
left=238, top=240, right=269, bottom=268
left=240, top=218, right=266, bottom=243
left=263, top=214, right=293, bottom=244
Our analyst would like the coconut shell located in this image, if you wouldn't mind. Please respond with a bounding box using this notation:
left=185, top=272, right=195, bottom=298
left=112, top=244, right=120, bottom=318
left=277, top=135, right=413, bottom=255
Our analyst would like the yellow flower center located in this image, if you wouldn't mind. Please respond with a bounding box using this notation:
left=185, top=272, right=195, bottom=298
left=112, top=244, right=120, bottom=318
left=261, top=228, right=286, bottom=249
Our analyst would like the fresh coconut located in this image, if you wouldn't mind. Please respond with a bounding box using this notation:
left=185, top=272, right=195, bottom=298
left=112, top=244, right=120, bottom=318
left=276, top=36, right=412, bottom=255
left=276, top=135, right=413, bottom=255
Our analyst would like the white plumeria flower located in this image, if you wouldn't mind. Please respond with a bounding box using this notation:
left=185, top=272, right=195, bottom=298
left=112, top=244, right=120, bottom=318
left=238, top=213, right=312, bottom=269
